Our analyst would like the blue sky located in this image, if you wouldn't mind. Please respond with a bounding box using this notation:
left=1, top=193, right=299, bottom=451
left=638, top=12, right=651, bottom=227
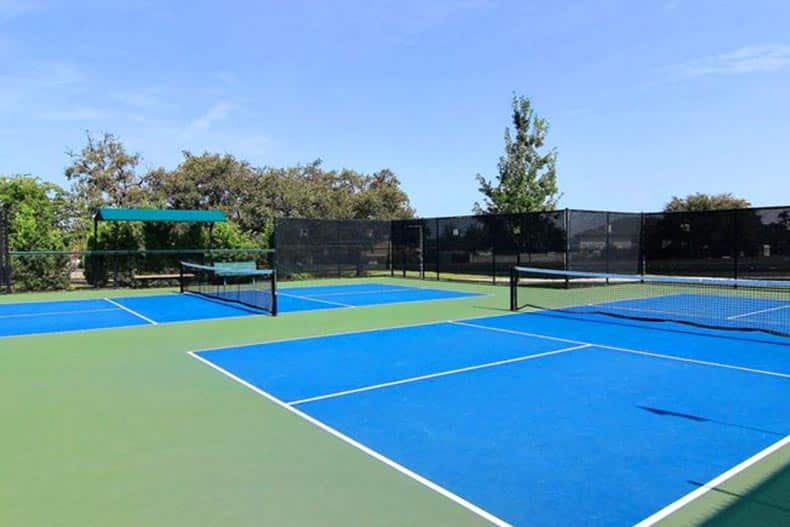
left=1, top=1, right=789, bottom=217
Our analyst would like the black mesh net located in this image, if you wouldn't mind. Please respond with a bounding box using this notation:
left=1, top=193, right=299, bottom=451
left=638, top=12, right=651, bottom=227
left=180, top=261, right=277, bottom=315
left=510, top=265, right=790, bottom=337
left=276, top=218, right=391, bottom=279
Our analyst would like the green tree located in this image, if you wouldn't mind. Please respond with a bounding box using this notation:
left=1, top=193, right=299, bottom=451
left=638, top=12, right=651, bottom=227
left=148, top=152, right=271, bottom=243
left=475, top=94, right=560, bottom=214
left=65, top=131, right=150, bottom=249
left=65, top=131, right=148, bottom=210
left=664, top=193, right=751, bottom=212
left=351, top=169, right=415, bottom=219
left=0, top=175, right=71, bottom=290
left=148, top=155, right=415, bottom=246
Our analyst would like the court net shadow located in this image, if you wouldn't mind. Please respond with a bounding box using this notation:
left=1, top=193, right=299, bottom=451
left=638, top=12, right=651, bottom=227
left=637, top=405, right=786, bottom=437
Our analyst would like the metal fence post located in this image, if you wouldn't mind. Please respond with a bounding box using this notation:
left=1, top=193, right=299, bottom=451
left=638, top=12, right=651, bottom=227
left=435, top=218, right=440, bottom=281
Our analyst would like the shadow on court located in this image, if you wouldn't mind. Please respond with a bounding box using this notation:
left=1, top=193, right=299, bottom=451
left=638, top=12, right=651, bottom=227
left=688, top=458, right=790, bottom=527
left=637, top=405, right=787, bottom=437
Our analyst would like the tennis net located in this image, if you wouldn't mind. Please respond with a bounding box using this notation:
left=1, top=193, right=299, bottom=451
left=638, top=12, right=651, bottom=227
left=180, top=261, right=277, bottom=316
left=510, top=266, right=790, bottom=337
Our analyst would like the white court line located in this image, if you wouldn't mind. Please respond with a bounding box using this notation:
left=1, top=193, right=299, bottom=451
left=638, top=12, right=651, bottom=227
left=450, top=321, right=790, bottom=379
left=633, top=434, right=790, bottom=526
left=189, top=307, right=505, bottom=355
left=296, top=287, right=414, bottom=298
left=277, top=291, right=355, bottom=307
left=0, top=289, right=491, bottom=340
left=288, top=344, right=590, bottom=406
left=103, top=298, right=159, bottom=325
left=277, top=290, right=488, bottom=314
left=728, top=303, right=790, bottom=320
left=605, top=303, right=787, bottom=328
left=0, top=307, right=119, bottom=319
left=187, top=351, right=514, bottom=527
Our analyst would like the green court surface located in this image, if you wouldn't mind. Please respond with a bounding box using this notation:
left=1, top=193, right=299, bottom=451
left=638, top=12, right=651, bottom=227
left=1, top=278, right=787, bottom=526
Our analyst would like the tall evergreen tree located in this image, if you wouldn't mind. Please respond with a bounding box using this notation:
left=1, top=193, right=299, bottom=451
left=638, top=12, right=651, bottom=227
left=475, top=94, right=560, bottom=214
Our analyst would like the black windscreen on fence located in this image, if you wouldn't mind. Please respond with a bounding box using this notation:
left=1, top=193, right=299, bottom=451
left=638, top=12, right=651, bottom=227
left=276, top=218, right=391, bottom=278
left=566, top=210, right=642, bottom=274
left=0, top=205, right=10, bottom=292
left=391, top=211, right=570, bottom=282
left=567, top=210, right=609, bottom=272
left=607, top=212, right=643, bottom=274
left=436, top=215, right=493, bottom=278
left=734, top=207, right=790, bottom=278
left=2, top=206, right=789, bottom=291
left=522, top=211, right=567, bottom=270
left=643, top=210, right=738, bottom=277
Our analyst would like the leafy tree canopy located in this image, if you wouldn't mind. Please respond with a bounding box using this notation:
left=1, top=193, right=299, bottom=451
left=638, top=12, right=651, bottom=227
left=664, top=193, right=751, bottom=212
left=0, top=175, right=71, bottom=289
left=475, top=94, right=560, bottom=214
left=65, top=131, right=147, bottom=210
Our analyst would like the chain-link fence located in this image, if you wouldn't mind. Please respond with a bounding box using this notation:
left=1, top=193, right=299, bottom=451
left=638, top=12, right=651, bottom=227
left=3, top=206, right=789, bottom=292
left=275, top=218, right=391, bottom=279
left=642, top=206, right=790, bottom=279
left=5, top=248, right=275, bottom=292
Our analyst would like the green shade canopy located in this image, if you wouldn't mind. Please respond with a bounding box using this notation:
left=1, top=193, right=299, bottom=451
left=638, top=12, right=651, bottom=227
left=94, top=208, right=226, bottom=223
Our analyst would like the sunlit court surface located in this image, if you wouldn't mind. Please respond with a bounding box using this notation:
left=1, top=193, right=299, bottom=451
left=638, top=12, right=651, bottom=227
left=0, top=282, right=482, bottom=338
left=192, top=303, right=789, bottom=527
left=3, top=265, right=790, bottom=527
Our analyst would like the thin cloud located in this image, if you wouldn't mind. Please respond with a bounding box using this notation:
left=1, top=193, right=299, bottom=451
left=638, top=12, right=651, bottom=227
left=660, top=44, right=790, bottom=77
left=187, top=101, right=233, bottom=132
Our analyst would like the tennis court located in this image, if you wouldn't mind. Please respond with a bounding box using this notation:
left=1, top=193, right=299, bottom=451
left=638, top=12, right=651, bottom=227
left=3, top=273, right=789, bottom=526
left=191, top=277, right=790, bottom=527
left=0, top=282, right=482, bottom=338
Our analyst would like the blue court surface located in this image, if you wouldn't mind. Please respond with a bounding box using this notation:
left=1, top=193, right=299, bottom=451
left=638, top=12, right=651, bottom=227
left=193, top=312, right=790, bottom=527
left=566, top=292, right=790, bottom=336
left=0, top=282, right=481, bottom=338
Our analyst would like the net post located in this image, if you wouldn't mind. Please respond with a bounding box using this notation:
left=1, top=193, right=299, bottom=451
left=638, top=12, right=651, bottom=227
left=510, top=267, right=519, bottom=311
left=270, top=269, right=278, bottom=316
left=563, top=209, right=570, bottom=289
left=179, top=262, right=185, bottom=293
